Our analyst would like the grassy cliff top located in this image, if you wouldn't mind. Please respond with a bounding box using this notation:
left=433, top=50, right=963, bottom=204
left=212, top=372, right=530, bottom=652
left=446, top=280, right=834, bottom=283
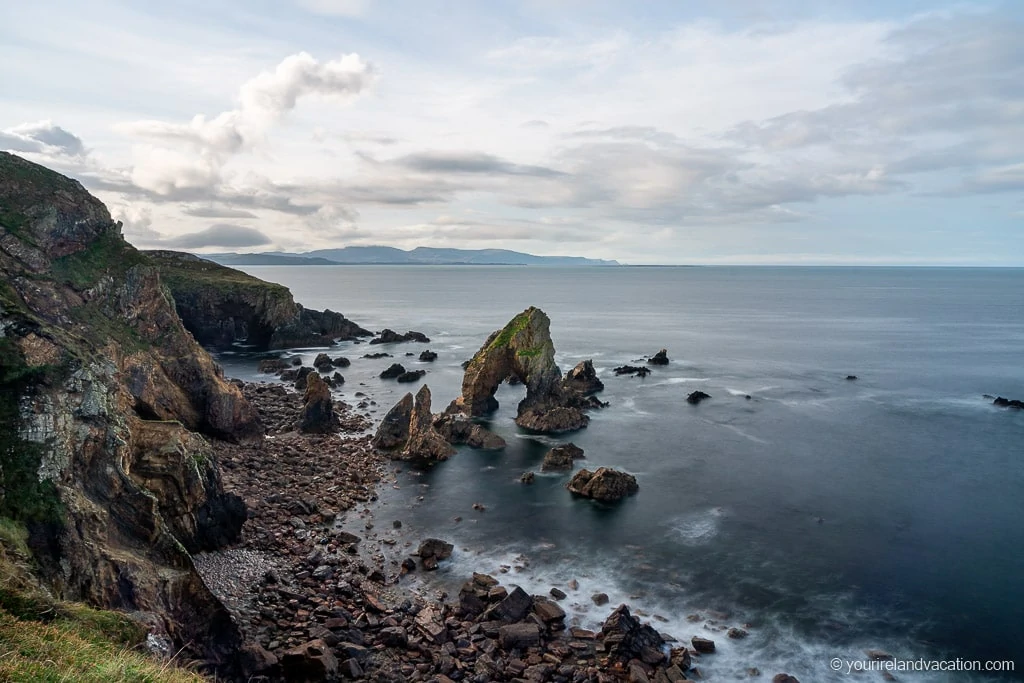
left=145, top=250, right=295, bottom=301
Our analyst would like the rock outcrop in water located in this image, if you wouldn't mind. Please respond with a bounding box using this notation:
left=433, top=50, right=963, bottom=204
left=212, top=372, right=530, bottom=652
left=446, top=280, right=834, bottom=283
left=567, top=467, right=639, bottom=502
left=146, top=250, right=371, bottom=350
left=648, top=348, right=670, bottom=365
left=563, top=359, right=604, bottom=394
left=449, top=307, right=595, bottom=433
left=993, top=396, right=1024, bottom=409
left=370, top=328, right=430, bottom=345
left=296, top=372, right=339, bottom=434
left=541, top=443, right=584, bottom=472
left=371, top=386, right=455, bottom=461
left=0, top=152, right=256, bottom=671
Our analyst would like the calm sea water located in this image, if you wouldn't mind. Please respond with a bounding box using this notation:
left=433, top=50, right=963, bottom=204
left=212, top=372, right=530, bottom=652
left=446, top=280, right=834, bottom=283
left=219, top=266, right=1024, bottom=681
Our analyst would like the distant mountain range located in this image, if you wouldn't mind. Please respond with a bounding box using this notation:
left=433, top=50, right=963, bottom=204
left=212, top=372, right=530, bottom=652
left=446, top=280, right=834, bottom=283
left=205, top=247, right=619, bottom=267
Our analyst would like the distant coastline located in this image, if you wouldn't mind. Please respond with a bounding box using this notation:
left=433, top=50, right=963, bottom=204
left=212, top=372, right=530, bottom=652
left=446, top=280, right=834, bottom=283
left=203, top=246, right=619, bottom=267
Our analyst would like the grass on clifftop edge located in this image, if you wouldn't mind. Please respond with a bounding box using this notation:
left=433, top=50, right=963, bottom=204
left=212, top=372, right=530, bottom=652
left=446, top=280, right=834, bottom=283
left=145, top=250, right=293, bottom=300
left=0, top=518, right=205, bottom=683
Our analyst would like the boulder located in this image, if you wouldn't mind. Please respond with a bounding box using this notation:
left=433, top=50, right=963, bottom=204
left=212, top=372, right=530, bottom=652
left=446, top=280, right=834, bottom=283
left=533, top=596, right=566, bottom=624
left=371, top=329, right=431, bottom=344
left=567, top=467, right=639, bottom=502
left=363, top=352, right=391, bottom=359
left=419, top=350, right=438, bottom=362
left=541, top=443, right=584, bottom=472
left=258, top=358, right=289, bottom=374
left=686, top=391, right=711, bottom=405
left=614, top=365, right=651, bottom=377
left=280, top=639, right=338, bottom=682
left=691, top=636, right=715, bottom=653
left=601, top=605, right=667, bottom=666
left=293, top=366, right=315, bottom=391
left=488, top=586, right=534, bottom=623
left=563, top=359, right=604, bottom=394
left=498, top=623, right=540, bottom=650
left=433, top=414, right=506, bottom=450
left=380, top=363, right=407, bottom=379
left=772, top=676, right=800, bottom=683
left=520, top=472, right=535, bottom=484
left=332, top=355, right=351, bottom=367
left=396, top=369, right=426, bottom=383
left=648, top=349, right=669, bottom=365
left=297, top=373, right=338, bottom=434
left=450, top=307, right=590, bottom=433
left=845, top=374, right=858, bottom=380
left=417, top=538, right=454, bottom=562
left=372, top=393, right=413, bottom=450
left=313, top=352, right=333, bottom=371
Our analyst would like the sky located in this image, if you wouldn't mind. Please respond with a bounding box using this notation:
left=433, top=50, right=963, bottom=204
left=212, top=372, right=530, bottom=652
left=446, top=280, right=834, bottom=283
left=1, top=0, right=1022, bottom=265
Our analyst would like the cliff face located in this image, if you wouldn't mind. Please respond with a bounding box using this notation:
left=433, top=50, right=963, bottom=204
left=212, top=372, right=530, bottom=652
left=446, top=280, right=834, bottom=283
left=0, top=152, right=258, bottom=670
left=146, top=250, right=371, bottom=350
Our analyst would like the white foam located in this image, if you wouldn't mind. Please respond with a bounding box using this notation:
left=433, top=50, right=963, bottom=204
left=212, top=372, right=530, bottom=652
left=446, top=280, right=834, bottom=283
left=667, top=507, right=725, bottom=545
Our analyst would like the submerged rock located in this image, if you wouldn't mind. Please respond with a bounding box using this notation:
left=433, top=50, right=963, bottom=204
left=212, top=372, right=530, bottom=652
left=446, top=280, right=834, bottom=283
left=363, top=352, right=391, bottom=359
left=993, top=396, right=1024, bottom=409
left=567, top=467, right=639, bottom=502
left=450, top=307, right=590, bottom=433
left=614, top=365, right=651, bottom=377
left=370, top=329, right=431, bottom=345
left=258, top=358, right=289, bottom=374
left=433, top=414, right=506, bottom=450
left=396, top=369, right=426, bottom=383
left=648, top=349, right=670, bottom=365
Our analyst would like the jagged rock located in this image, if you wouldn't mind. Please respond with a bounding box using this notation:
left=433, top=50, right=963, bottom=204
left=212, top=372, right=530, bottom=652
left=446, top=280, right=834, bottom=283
left=563, top=359, right=604, bottom=394
left=313, top=353, right=333, bottom=371
left=488, top=586, right=534, bottom=623
left=601, top=605, right=667, bottom=665
left=332, top=356, right=351, bottom=367
left=541, top=443, right=584, bottom=472
left=648, top=349, right=670, bottom=365
left=686, top=391, right=711, bottom=405
left=293, top=366, right=315, bottom=391
left=372, top=393, right=413, bottom=450
left=433, top=414, right=506, bottom=450
left=281, top=639, right=338, bottom=681
left=370, top=329, right=431, bottom=344
left=614, top=365, right=651, bottom=377
left=297, top=373, right=338, bottom=434
left=520, top=472, right=535, bottom=484
left=406, top=386, right=456, bottom=461
left=239, top=643, right=278, bottom=679
left=419, top=350, right=438, bottom=362
left=994, top=396, right=1024, bottom=409
left=567, top=467, right=639, bottom=502
left=363, top=352, right=391, bottom=359
left=325, top=371, right=345, bottom=387
left=417, top=538, right=454, bottom=561
left=727, top=627, right=748, bottom=639
left=380, top=363, right=406, bottom=379
left=533, top=596, right=566, bottom=623
left=397, top=369, right=426, bottom=383
left=451, top=307, right=589, bottom=433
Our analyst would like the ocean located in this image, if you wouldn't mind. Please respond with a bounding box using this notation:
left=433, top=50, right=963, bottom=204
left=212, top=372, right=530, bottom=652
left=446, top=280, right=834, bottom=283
left=217, top=265, right=1024, bottom=682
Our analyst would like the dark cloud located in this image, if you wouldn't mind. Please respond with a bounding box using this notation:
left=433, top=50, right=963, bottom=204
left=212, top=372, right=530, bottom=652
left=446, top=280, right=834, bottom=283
left=182, top=205, right=259, bottom=218
left=394, top=151, right=563, bottom=177
left=163, top=223, right=272, bottom=249
left=0, top=121, right=85, bottom=156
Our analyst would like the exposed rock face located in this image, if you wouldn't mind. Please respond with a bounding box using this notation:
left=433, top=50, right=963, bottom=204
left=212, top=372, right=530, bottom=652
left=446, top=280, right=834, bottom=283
left=994, top=396, right=1024, bottom=409
left=146, top=249, right=371, bottom=350
left=541, top=443, right=585, bottom=472
left=370, top=329, right=430, bottom=345
left=372, top=386, right=455, bottom=461
left=396, top=369, right=426, bottom=383
left=371, top=393, right=413, bottom=450
left=0, top=152, right=253, bottom=670
left=648, top=349, right=670, bottom=365
left=601, top=605, right=668, bottom=666
left=563, top=359, right=604, bottom=394
left=419, top=350, right=438, bottom=362
left=451, top=307, right=590, bottom=433
left=567, top=467, right=639, bottom=502
left=297, top=373, right=339, bottom=434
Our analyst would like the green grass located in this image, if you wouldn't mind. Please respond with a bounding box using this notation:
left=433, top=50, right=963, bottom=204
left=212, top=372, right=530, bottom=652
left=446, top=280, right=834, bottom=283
left=487, top=309, right=534, bottom=351
left=516, top=347, right=543, bottom=358
left=51, top=230, right=147, bottom=291
left=0, top=518, right=205, bottom=683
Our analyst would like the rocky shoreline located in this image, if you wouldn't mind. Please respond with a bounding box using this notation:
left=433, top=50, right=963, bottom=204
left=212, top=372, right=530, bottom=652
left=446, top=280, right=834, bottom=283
left=195, top=374, right=800, bottom=683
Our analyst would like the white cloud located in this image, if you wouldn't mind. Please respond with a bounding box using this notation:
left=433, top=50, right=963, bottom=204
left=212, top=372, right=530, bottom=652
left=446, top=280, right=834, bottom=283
left=0, top=120, right=86, bottom=156
left=294, top=0, right=369, bottom=17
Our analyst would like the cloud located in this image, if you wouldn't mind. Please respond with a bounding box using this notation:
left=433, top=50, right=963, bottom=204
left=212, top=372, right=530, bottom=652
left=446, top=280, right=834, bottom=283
left=112, top=205, right=161, bottom=244
left=0, top=121, right=86, bottom=156
left=294, top=0, right=369, bottom=17
left=118, top=51, right=376, bottom=194
left=163, top=223, right=272, bottom=249
left=182, top=205, right=259, bottom=218
left=393, top=151, right=563, bottom=177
